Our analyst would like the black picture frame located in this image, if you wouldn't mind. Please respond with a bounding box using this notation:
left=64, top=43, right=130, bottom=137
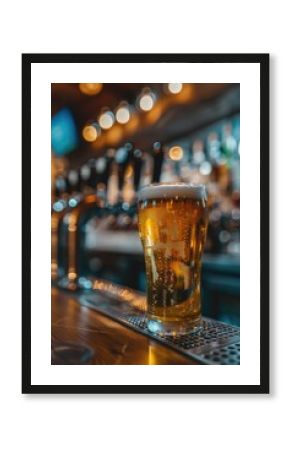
left=22, top=53, right=269, bottom=394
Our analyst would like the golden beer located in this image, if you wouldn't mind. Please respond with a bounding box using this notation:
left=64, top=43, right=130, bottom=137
left=138, top=183, right=208, bottom=335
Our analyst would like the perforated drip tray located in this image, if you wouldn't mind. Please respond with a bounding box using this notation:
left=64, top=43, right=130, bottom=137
left=76, top=281, right=240, bottom=365
left=127, top=316, right=240, bottom=365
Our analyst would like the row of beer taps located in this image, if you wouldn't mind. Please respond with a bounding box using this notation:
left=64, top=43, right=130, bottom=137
left=51, top=142, right=164, bottom=291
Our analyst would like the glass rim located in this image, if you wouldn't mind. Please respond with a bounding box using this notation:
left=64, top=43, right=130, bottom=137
left=137, top=182, right=207, bottom=202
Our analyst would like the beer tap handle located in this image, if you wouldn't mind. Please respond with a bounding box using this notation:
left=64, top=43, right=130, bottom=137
left=76, top=168, right=82, bottom=194
left=53, top=179, right=61, bottom=200
left=101, top=153, right=114, bottom=190
left=133, top=148, right=143, bottom=192
left=115, top=144, right=131, bottom=197
left=87, top=159, right=99, bottom=190
left=65, top=172, right=75, bottom=195
left=76, top=168, right=83, bottom=193
left=79, top=163, right=91, bottom=192
left=93, top=153, right=114, bottom=205
left=151, top=142, right=164, bottom=183
left=67, top=169, right=80, bottom=195
left=54, top=175, right=68, bottom=198
left=118, top=162, right=126, bottom=195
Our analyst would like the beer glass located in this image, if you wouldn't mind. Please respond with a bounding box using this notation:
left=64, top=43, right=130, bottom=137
left=138, top=183, right=208, bottom=335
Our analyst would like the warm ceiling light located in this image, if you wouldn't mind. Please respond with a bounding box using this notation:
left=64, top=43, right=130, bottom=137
left=116, top=103, right=131, bottom=124
left=99, top=111, right=115, bottom=130
left=82, top=125, right=99, bottom=142
left=82, top=124, right=99, bottom=142
left=138, top=89, right=156, bottom=112
left=168, top=83, right=183, bottom=94
left=139, top=94, right=154, bottom=111
left=79, top=83, right=103, bottom=95
left=169, top=145, right=184, bottom=161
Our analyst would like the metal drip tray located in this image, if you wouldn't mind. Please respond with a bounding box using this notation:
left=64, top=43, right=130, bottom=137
left=77, top=280, right=240, bottom=365
left=127, top=316, right=240, bottom=365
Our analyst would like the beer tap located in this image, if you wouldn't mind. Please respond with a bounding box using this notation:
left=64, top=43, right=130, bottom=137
left=52, top=175, right=68, bottom=210
left=133, top=148, right=143, bottom=196
left=105, top=143, right=132, bottom=230
left=151, top=141, right=164, bottom=183
left=52, top=175, right=67, bottom=280
left=127, top=147, right=144, bottom=230
left=116, top=142, right=133, bottom=207
left=51, top=171, right=83, bottom=281
left=59, top=153, right=114, bottom=291
left=96, top=150, right=115, bottom=201
left=52, top=176, right=62, bottom=204
left=117, top=147, right=143, bottom=230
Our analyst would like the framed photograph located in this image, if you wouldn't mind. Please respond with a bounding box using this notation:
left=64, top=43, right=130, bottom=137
left=22, top=53, right=269, bottom=394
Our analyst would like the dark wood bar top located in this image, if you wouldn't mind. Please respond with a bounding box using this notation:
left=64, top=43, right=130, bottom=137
left=52, top=287, right=197, bottom=365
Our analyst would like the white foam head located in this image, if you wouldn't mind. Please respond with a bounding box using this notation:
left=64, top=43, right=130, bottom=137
left=138, top=183, right=207, bottom=202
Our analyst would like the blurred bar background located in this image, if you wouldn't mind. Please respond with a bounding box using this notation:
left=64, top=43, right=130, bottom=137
left=51, top=83, right=240, bottom=326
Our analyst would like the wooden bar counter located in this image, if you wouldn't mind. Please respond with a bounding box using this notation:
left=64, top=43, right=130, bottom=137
left=52, top=287, right=198, bottom=365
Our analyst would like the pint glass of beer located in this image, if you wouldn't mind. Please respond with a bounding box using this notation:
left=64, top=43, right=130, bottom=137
left=138, top=183, right=208, bottom=335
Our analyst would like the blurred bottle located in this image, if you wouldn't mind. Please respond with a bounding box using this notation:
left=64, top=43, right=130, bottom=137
left=221, top=122, right=238, bottom=167
left=207, top=131, right=222, bottom=165
left=190, top=139, right=213, bottom=187
left=231, top=139, right=240, bottom=203
left=207, top=130, right=230, bottom=197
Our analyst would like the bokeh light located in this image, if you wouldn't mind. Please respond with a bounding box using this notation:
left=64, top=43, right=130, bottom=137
left=116, top=103, right=131, bottom=124
left=199, top=161, right=212, bottom=176
left=168, top=145, right=184, bottom=161
left=82, top=124, right=99, bottom=142
left=168, top=83, right=183, bottom=94
left=138, top=89, right=156, bottom=112
left=99, top=111, right=115, bottom=130
left=79, top=83, right=103, bottom=95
